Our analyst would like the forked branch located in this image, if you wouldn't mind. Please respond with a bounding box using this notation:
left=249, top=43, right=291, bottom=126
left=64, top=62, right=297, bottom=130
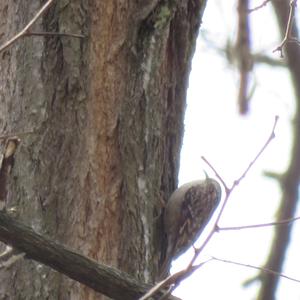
left=140, top=116, right=296, bottom=300
left=0, top=0, right=85, bottom=54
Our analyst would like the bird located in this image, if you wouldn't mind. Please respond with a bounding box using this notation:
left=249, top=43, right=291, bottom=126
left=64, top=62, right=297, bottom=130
left=159, top=177, right=222, bottom=278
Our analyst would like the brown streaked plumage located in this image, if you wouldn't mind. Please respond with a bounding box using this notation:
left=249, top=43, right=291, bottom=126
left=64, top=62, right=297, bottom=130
left=160, top=178, right=221, bottom=278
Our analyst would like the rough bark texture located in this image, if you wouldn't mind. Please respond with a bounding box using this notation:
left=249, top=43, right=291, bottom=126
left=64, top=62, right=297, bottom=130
left=0, top=211, right=181, bottom=300
left=0, top=0, right=206, bottom=299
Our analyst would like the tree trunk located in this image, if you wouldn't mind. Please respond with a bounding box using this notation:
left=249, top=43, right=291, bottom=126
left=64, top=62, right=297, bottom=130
left=0, top=1, right=206, bottom=299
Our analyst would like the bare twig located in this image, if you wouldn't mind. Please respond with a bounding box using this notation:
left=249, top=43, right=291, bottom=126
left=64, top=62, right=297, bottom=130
left=273, top=0, right=298, bottom=57
left=188, top=116, right=278, bottom=267
left=212, top=257, right=300, bottom=284
left=138, top=275, right=176, bottom=300
left=218, top=216, right=300, bottom=231
left=139, top=260, right=210, bottom=300
left=24, top=31, right=85, bottom=39
left=174, top=117, right=279, bottom=286
left=253, top=53, right=286, bottom=67
left=258, top=0, right=300, bottom=297
left=201, top=157, right=229, bottom=192
left=202, top=114, right=277, bottom=192
left=248, top=0, right=272, bottom=13
left=141, top=117, right=283, bottom=299
left=0, top=0, right=54, bottom=53
left=234, top=116, right=278, bottom=185
left=192, top=116, right=278, bottom=262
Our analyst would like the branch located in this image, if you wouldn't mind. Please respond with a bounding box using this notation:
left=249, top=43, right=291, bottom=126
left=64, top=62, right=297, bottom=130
left=186, top=116, right=278, bottom=271
left=0, top=211, right=179, bottom=300
left=139, top=260, right=210, bottom=300
left=218, top=216, right=300, bottom=231
left=257, top=0, right=300, bottom=297
left=24, top=31, right=86, bottom=39
left=234, top=116, right=278, bottom=185
left=248, top=0, right=272, bottom=13
left=273, top=0, right=298, bottom=57
left=0, top=1, right=85, bottom=54
left=253, top=53, right=286, bottom=67
left=212, top=257, right=300, bottom=284
left=141, top=117, right=279, bottom=299
left=194, top=116, right=279, bottom=260
left=0, top=0, right=54, bottom=53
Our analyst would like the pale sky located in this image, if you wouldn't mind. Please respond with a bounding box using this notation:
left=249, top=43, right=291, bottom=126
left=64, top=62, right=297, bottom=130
left=172, top=1, right=300, bottom=299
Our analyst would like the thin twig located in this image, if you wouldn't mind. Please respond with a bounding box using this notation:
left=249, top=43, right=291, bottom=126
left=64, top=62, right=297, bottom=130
left=234, top=115, right=278, bottom=185
left=248, top=0, right=272, bottom=13
left=141, top=117, right=280, bottom=298
left=201, top=157, right=229, bottom=192
left=0, top=0, right=54, bottom=53
left=218, top=216, right=300, bottom=231
left=212, top=257, right=300, bottom=284
left=139, top=260, right=210, bottom=300
left=189, top=116, right=278, bottom=270
left=24, top=31, right=85, bottom=39
left=273, top=0, right=298, bottom=57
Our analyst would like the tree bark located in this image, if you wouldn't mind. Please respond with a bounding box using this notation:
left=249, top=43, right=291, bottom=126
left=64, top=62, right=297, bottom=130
left=0, top=1, right=206, bottom=299
left=0, top=211, right=181, bottom=300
